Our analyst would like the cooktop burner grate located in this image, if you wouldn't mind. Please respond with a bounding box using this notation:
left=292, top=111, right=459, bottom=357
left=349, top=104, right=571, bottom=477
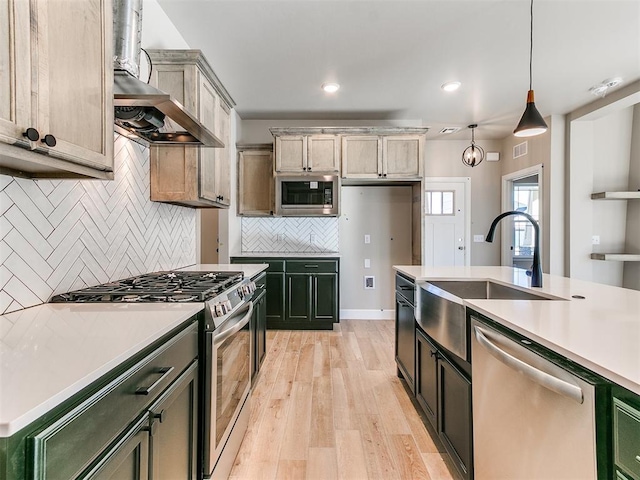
left=49, top=271, right=244, bottom=303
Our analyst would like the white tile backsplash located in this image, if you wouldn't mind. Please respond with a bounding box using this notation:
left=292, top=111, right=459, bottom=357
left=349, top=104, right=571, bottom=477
left=0, top=134, right=197, bottom=314
left=242, top=217, right=339, bottom=253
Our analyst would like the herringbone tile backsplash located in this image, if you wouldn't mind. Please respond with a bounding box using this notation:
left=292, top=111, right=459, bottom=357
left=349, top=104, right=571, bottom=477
left=0, top=135, right=196, bottom=314
left=242, top=217, right=339, bottom=253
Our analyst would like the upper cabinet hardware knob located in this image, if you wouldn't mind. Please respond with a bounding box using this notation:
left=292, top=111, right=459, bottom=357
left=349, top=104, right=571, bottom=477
left=23, top=128, right=40, bottom=142
left=41, top=134, right=57, bottom=147
left=378, top=173, right=382, bottom=177
left=303, top=167, right=307, bottom=171
left=383, top=173, right=387, bottom=177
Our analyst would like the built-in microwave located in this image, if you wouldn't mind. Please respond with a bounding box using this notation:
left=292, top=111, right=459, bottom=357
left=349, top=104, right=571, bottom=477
left=275, top=175, right=340, bottom=216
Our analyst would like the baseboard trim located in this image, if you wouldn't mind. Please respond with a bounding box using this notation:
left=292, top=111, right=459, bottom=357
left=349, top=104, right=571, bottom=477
left=339, top=309, right=394, bottom=320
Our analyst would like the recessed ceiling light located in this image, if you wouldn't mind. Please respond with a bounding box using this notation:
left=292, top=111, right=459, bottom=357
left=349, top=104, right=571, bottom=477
left=441, top=81, right=461, bottom=92
left=322, top=83, right=340, bottom=93
left=589, top=77, right=623, bottom=98
left=440, top=127, right=460, bottom=134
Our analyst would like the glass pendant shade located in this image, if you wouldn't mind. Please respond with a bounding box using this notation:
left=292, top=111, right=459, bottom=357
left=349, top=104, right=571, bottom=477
left=514, top=90, right=548, bottom=137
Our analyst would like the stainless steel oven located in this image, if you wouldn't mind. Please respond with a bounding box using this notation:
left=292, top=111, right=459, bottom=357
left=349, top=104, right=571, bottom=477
left=275, top=175, right=340, bottom=216
left=203, top=284, right=255, bottom=479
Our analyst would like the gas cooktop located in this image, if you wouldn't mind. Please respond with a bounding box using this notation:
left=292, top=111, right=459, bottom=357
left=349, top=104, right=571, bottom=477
left=49, top=271, right=244, bottom=303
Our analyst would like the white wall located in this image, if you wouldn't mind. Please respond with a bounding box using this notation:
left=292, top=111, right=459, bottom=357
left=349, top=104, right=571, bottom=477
left=339, top=186, right=412, bottom=318
left=623, top=104, right=640, bottom=290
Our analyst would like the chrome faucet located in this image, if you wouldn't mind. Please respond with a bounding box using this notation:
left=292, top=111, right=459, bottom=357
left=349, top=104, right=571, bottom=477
left=485, top=211, right=543, bottom=287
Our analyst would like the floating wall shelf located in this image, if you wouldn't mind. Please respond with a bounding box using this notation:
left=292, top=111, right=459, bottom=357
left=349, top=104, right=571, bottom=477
left=590, top=191, right=640, bottom=200
left=590, top=253, right=640, bottom=262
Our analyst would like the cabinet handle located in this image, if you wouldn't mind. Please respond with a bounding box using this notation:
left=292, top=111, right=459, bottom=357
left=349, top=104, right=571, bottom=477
left=23, top=128, right=40, bottom=142
left=41, top=134, right=57, bottom=147
left=399, top=286, right=413, bottom=291
left=135, top=366, right=174, bottom=395
left=304, top=264, right=319, bottom=268
left=152, top=409, right=166, bottom=423
left=430, top=350, right=438, bottom=358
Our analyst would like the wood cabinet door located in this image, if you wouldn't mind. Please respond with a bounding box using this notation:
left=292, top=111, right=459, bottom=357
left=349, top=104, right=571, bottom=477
left=438, top=355, right=473, bottom=480
left=286, top=273, right=312, bottom=321
left=0, top=0, right=31, bottom=148
left=275, top=135, right=307, bottom=172
left=341, top=136, right=381, bottom=178
left=31, top=0, right=113, bottom=171
left=238, top=149, right=274, bottom=215
left=198, top=72, right=219, bottom=202
left=213, top=104, right=231, bottom=205
left=80, top=417, right=150, bottom=480
left=307, top=135, right=340, bottom=173
left=383, top=135, right=423, bottom=178
left=312, top=274, right=338, bottom=321
left=149, top=362, right=199, bottom=480
left=416, top=328, right=438, bottom=429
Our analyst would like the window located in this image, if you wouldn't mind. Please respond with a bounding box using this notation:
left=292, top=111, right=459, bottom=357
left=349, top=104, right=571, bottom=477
left=512, top=180, right=539, bottom=257
left=426, top=191, right=454, bottom=215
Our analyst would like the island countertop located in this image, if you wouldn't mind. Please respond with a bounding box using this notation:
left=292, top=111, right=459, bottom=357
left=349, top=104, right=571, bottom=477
left=393, top=265, right=640, bottom=395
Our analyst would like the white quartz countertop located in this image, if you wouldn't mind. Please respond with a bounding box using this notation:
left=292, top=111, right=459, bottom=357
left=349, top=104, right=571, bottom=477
left=0, top=303, right=203, bottom=437
left=393, top=265, right=640, bottom=395
left=178, top=263, right=269, bottom=278
left=230, top=253, right=341, bottom=258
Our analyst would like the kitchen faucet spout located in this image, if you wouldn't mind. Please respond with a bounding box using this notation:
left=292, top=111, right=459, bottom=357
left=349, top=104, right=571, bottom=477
left=485, top=211, right=543, bottom=287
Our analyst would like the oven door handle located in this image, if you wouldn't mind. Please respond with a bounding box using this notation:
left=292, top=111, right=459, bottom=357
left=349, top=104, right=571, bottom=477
left=213, top=302, right=253, bottom=346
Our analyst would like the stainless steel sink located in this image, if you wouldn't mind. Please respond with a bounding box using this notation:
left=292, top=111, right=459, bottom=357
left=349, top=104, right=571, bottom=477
left=426, top=280, right=563, bottom=301
left=416, top=280, right=564, bottom=362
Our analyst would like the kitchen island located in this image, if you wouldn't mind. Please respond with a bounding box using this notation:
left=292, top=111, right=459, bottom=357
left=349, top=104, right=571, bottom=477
left=393, top=265, right=640, bottom=394
left=394, top=265, right=640, bottom=480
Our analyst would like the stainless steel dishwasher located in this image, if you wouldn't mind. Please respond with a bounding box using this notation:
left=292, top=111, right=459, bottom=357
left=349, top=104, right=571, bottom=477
left=471, top=315, right=609, bottom=480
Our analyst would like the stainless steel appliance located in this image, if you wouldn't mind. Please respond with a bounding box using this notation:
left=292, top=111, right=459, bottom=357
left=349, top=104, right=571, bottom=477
left=471, top=315, right=609, bottom=479
left=50, top=270, right=257, bottom=480
left=275, top=175, right=340, bottom=216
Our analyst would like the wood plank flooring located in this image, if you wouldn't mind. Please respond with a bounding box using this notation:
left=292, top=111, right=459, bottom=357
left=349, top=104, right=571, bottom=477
left=229, top=320, right=456, bottom=480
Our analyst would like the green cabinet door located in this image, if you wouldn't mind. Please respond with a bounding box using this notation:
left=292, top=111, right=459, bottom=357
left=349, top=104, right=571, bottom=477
left=266, top=271, right=285, bottom=326
left=286, top=273, right=312, bottom=322
left=313, top=274, right=337, bottom=321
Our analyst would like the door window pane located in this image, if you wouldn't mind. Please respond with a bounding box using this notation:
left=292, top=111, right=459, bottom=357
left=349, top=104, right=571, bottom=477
left=426, top=191, right=454, bottom=215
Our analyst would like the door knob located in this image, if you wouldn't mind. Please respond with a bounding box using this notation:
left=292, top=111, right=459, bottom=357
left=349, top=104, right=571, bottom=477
left=458, top=246, right=465, bottom=250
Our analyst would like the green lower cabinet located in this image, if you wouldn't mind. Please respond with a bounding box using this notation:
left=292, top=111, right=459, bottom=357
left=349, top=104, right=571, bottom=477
left=312, top=274, right=338, bottom=322
left=265, top=272, right=285, bottom=326
left=613, top=394, right=640, bottom=480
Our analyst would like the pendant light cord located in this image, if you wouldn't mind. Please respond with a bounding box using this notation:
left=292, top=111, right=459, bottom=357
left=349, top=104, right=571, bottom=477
left=529, top=0, right=534, bottom=91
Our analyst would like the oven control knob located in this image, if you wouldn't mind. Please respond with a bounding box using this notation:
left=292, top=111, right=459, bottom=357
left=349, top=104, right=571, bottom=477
left=214, top=303, right=224, bottom=317
left=224, top=300, right=232, bottom=312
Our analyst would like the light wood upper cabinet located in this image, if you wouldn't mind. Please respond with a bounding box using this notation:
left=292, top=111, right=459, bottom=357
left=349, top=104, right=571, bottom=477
left=0, top=0, right=114, bottom=179
left=147, top=50, right=234, bottom=208
left=343, top=133, right=424, bottom=179
left=274, top=134, right=340, bottom=173
left=238, top=145, right=274, bottom=216
left=342, top=136, right=382, bottom=178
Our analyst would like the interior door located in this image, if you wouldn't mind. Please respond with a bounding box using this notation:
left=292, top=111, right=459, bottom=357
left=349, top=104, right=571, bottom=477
left=424, top=180, right=468, bottom=267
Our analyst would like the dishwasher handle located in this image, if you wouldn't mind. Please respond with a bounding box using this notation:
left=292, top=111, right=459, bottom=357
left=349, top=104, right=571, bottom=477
left=474, top=326, right=584, bottom=404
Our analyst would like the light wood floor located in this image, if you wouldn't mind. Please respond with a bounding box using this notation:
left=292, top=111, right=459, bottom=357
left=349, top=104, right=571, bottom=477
left=229, top=319, right=456, bottom=480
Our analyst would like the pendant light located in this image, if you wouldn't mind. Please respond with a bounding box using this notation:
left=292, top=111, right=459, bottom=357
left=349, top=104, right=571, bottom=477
left=514, top=0, right=548, bottom=137
left=462, top=124, right=485, bottom=167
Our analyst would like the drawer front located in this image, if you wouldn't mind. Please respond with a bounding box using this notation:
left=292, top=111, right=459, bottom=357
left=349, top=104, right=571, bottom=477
left=395, top=273, right=415, bottom=305
left=231, top=257, right=285, bottom=273
left=286, top=260, right=338, bottom=274
left=614, top=398, right=640, bottom=480
left=31, top=321, right=198, bottom=480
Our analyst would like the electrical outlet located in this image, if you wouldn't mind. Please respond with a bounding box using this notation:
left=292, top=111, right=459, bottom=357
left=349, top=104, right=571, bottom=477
left=364, top=259, right=371, bottom=268
left=474, top=234, right=485, bottom=242
left=310, top=233, right=317, bottom=244
left=364, top=234, right=371, bottom=244
left=592, top=235, right=600, bottom=245
left=364, top=276, right=375, bottom=289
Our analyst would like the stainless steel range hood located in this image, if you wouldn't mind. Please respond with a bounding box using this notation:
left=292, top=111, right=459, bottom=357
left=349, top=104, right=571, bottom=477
left=113, top=0, right=223, bottom=147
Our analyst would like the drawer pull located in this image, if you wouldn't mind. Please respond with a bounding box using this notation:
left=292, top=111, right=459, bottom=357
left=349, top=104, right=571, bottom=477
left=135, top=366, right=174, bottom=395
left=304, top=264, right=319, bottom=268
left=399, top=286, right=413, bottom=291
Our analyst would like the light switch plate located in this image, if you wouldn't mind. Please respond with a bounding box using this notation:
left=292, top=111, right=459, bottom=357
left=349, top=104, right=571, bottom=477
left=474, top=234, right=485, bottom=242
left=592, top=235, right=600, bottom=245
left=364, top=259, right=371, bottom=268
left=364, top=234, right=371, bottom=244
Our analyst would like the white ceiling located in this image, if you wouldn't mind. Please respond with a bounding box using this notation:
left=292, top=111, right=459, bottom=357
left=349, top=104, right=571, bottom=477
left=157, top=0, right=640, bottom=140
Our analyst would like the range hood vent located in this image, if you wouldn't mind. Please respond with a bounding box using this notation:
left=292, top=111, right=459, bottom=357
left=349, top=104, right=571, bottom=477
left=113, top=0, right=223, bottom=147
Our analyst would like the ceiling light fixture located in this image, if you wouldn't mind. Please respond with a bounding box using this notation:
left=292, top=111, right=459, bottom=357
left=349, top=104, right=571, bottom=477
left=441, top=81, right=461, bottom=92
left=514, top=0, right=547, bottom=137
left=462, top=124, right=485, bottom=168
left=589, top=77, right=623, bottom=98
left=322, top=83, right=340, bottom=93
